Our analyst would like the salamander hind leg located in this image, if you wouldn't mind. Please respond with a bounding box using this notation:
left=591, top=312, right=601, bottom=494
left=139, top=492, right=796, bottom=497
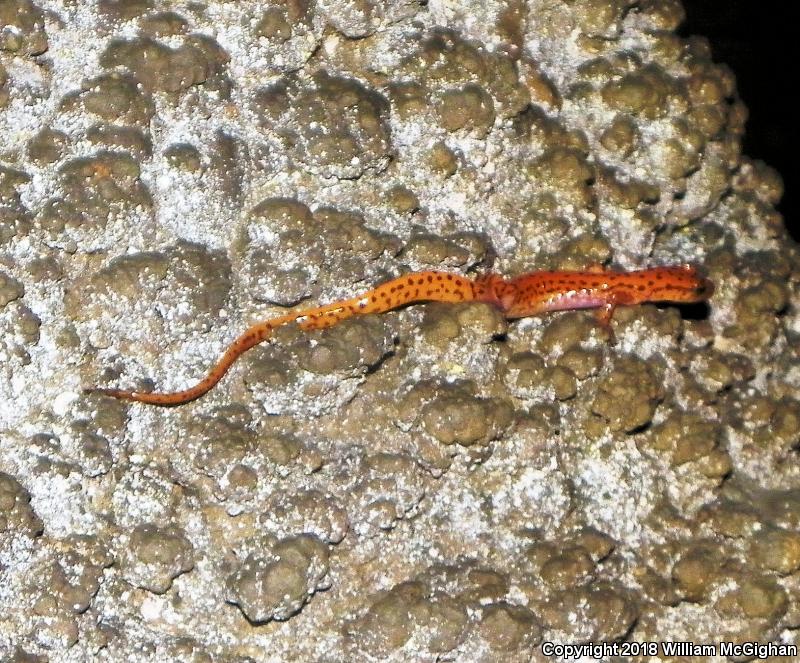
left=472, top=273, right=518, bottom=312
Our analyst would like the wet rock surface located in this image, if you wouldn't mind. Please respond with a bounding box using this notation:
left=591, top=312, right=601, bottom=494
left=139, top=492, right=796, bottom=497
left=1, top=0, right=799, bottom=660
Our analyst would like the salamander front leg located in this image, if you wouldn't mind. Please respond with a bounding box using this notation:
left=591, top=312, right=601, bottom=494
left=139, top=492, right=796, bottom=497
left=594, top=303, right=617, bottom=344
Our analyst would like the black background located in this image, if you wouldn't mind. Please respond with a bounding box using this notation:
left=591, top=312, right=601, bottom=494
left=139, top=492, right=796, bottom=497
left=680, top=0, right=797, bottom=241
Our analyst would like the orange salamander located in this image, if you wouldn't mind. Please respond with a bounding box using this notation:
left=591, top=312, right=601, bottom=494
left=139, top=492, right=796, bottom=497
left=84, top=264, right=713, bottom=406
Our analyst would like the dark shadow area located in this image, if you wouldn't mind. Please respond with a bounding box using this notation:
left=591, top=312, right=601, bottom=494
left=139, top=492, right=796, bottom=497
left=680, top=0, right=796, bottom=240
left=672, top=301, right=712, bottom=321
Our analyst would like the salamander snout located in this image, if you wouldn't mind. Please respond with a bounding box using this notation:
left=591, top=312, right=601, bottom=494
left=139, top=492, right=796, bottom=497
left=649, top=264, right=715, bottom=303
left=671, top=265, right=714, bottom=302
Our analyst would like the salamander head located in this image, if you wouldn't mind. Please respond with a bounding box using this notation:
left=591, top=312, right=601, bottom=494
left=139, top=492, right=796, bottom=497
left=655, top=264, right=715, bottom=303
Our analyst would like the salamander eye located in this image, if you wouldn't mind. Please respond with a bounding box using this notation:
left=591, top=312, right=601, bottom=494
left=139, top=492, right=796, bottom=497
left=693, top=278, right=714, bottom=299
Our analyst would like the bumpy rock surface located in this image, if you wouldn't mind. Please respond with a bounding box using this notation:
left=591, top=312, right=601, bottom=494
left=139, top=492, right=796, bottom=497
left=1, top=0, right=798, bottom=660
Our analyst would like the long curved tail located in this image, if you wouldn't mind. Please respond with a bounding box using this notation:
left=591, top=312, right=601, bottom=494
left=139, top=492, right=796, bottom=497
left=84, top=270, right=486, bottom=406
left=83, top=310, right=298, bottom=405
